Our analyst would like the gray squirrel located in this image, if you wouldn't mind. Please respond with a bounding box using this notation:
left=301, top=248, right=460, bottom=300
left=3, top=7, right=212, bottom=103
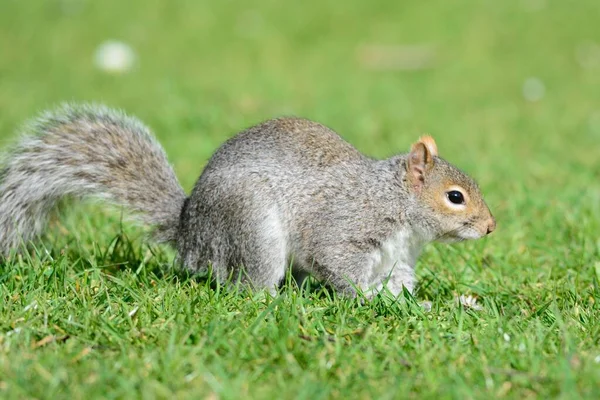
left=0, top=104, right=495, bottom=296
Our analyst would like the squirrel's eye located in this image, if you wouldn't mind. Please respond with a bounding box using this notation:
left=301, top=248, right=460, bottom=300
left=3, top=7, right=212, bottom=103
left=447, top=190, right=465, bottom=205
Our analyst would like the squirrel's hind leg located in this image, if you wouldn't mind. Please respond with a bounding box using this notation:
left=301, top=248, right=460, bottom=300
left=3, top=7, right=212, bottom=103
left=180, top=176, right=288, bottom=294
left=230, top=206, right=289, bottom=294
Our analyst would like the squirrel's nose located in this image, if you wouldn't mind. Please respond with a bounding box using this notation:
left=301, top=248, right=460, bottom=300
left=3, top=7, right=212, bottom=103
left=486, top=218, right=496, bottom=235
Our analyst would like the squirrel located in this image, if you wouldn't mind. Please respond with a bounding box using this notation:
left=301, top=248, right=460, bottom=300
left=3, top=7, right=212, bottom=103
left=0, top=104, right=495, bottom=297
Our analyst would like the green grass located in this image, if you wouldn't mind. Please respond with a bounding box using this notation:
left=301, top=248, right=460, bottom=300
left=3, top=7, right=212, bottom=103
left=1, top=0, right=600, bottom=398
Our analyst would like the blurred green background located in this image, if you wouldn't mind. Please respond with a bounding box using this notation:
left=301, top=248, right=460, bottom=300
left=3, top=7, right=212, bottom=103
left=1, top=0, right=600, bottom=398
left=2, top=0, right=598, bottom=263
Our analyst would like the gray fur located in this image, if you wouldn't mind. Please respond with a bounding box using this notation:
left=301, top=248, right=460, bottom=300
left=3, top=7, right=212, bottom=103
left=0, top=106, right=495, bottom=297
left=0, top=104, right=185, bottom=255
left=177, top=118, right=494, bottom=295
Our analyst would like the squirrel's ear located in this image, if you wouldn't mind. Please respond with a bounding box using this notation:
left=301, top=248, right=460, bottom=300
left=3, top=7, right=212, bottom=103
left=416, top=135, right=438, bottom=157
left=407, top=136, right=437, bottom=191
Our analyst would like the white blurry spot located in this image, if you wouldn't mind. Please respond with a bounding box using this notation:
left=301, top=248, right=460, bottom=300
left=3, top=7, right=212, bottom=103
left=576, top=41, right=600, bottom=69
left=522, top=78, right=545, bottom=102
left=522, top=0, right=546, bottom=12
left=6, top=327, right=22, bottom=336
left=420, top=300, right=432, bottom=312
left=503, top=333, right=511, bottom=342
left=594, top=355, right=600, bottom=364
left=456, top=294, right=483, bottom=311
left=518, top=342, right=526, bottom=352
left=24, top=300, right=38, bottom=312
left=94, top=41, right=136, bottom=74
left=485, top=377, right=494, bottom=389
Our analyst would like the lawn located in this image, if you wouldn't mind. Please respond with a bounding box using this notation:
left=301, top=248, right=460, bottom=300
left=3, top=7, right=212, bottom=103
left=1, top=0, right=600, bottom=398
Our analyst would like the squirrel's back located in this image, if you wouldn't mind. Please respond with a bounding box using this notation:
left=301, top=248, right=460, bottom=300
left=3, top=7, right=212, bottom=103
left=204, top=117, right=366, bottom=171
left=190, top=116, right=379, bottom=223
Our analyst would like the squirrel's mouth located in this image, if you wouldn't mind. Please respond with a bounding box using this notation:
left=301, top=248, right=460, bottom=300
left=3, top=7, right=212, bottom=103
left=436, top=227, right=485, bottom=243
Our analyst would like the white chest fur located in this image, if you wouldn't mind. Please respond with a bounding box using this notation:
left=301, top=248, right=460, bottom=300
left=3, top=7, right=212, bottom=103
left=367, top=227, right=427, bottom=295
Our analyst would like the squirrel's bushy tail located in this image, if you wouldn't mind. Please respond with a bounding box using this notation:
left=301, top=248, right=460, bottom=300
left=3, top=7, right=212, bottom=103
left=0, top=104, right=186, bottom=255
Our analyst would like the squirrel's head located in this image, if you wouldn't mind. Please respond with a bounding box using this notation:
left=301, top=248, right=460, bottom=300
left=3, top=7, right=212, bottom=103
left=403, top=136, right=495, bottom=242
